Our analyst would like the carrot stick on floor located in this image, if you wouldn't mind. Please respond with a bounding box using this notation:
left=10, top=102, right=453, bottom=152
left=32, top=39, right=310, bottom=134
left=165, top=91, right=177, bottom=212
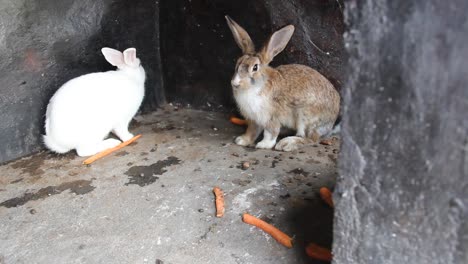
left=213, top=187, right=225, bottom=217
left=229, top=116, right=247, bottom=126
left=319, top=139, right=333, bottom=145
left=242, top=213, right=293, bottom=248
left=305, top=243, right=332, bottom=262
left=83, top=134, right=142, bottom=165
left=319, top=187, right=334, bottom=208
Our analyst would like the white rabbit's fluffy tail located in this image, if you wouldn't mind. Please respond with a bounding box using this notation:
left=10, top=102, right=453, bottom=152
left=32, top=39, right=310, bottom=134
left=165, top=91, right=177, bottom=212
left=43, top=135, right=70, bottom=154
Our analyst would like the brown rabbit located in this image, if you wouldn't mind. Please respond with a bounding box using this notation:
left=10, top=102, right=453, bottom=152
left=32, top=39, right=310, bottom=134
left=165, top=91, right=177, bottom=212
left=225, top=16, right=340, bottom=151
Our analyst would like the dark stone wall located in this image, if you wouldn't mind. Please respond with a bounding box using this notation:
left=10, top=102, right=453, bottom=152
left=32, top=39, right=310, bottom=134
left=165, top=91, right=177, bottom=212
left=0, top=0, right=163, bottom=163
left=334, top=1, right=468, bottom=263
left=0, top=0, right=345, bottom=162
left=160, top=0, right=345, bottom=110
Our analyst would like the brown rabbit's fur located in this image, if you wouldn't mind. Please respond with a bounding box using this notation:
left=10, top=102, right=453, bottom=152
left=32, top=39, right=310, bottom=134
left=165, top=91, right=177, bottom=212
left=226, top=16, right=340, bottom=151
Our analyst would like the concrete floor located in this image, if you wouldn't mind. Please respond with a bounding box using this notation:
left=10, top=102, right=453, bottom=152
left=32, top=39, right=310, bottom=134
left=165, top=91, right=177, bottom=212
left=0, top=107, right=338, bottom=264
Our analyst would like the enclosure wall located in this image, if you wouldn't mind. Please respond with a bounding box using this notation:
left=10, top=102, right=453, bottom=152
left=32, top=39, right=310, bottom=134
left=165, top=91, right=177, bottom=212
left=334, top=1, right=468, bottom=263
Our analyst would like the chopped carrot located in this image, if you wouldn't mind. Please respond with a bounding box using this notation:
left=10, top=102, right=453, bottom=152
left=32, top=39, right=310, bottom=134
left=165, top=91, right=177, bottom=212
left=242, top=213, right=293, bottom=248
left=320, top=139, right=332, bottom=145
left=82, top=134, right=142, bottom=165
left=230, top=116, right=247, bottom=126
left=319, top=187, right=334, bottom=208
left=305, top=243, right=332, bottom=262
left=213, top=187, right=225, bottom=217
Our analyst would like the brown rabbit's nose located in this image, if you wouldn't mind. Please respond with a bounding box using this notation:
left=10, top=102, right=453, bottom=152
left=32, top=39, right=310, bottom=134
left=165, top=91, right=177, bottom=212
left=231, top=81, right=240, bottom=89
left=231, top=76, right=241, bottom=89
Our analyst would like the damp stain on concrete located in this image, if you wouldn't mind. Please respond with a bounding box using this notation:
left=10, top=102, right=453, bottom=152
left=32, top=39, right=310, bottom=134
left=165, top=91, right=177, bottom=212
left=10, top=178, right=24, bottom=184
left=271, top=160, right=279, bottom=168
left=288, top=168, right=310, bottom=176
left=124, top=156, right=181, bottom=187
left=232, top=179, right=252, bottom=186
left=115, top=151, right=129, bottom=157
left=0, top=180, right=95, bottom=208
left=9, top=153, right=47, bottom=176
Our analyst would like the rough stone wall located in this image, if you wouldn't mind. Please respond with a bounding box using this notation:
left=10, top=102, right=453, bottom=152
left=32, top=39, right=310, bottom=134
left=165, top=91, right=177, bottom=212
left=334, top=1, right=468, bottom=263
left=160, top=0, right=345, bottom=110
left=0, top=0, right=163, bottom=163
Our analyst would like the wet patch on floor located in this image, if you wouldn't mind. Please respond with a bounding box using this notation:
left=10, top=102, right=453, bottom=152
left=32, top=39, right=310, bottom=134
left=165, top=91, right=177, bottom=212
left=0, top=180, right=95, bottom=208
left=9, top=153, right=47, bottom=176
left=152, top=123, right=177, bottom=133
left=232, top=178, right=252, bottom=186
left=124, top=156, right=182, bottom=187
left=6, top=151, right=78, bottom=178
left=115, top=151, right=129, bottom=157
left=288, top=168, right=310, bottom=177
left=10, top=178, right=23, bottom=184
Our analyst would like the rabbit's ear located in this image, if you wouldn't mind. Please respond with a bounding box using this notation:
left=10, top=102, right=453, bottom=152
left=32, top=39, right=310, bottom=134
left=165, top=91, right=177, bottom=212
left=225, top=15, right=255, bottom=54
left=123, top=48, right=138, bottom=67
left=101, top=48, right=125, bottom=67
left=261, top=25, right=294, bottom=64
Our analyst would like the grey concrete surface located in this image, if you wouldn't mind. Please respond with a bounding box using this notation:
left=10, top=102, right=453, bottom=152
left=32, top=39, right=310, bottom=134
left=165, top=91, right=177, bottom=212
left=0, top=108, right=338, bottom=264
left=334, top=1, right=468, bottom=263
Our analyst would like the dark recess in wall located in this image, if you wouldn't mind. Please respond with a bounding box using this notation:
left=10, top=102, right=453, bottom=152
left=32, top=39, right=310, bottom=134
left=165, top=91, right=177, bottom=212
left=0, top=0, right=163, bottom=163
left=334, top=1, right=468, bottom=263
left=160, top=0, right=345, bottom=111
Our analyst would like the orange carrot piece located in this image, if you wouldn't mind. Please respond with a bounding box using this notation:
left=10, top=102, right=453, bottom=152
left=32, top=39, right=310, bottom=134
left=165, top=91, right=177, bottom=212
left=319, top=187, right=334, bottom=208
left=320, top=139, right=332, bottom=145
left=305, top=243, right=332, bottom=262
left=242, top=213, right=293, bottom=248
left=213, top=187, right=225, bottom=217
left=230, top=116, right=247, bottom=126
left=83, top=134, right=142, bottom=165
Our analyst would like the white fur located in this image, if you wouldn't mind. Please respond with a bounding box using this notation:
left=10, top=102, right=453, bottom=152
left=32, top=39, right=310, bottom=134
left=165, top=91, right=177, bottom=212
left=234, top=136, right=251, bottom=146
left=231, top=74, right=241, bottom=87
left=43, top=47, right=146, bottom=156
left=233, top=83, right=270, bottom=127
left=328, top=122, right=341, bottom=136
left=256, top=127, right=278, bottom=149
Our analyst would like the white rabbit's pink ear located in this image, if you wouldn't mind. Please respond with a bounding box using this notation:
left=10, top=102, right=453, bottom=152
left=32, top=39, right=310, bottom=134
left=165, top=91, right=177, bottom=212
left=260, top=25, right=295, bottom=64
left=123, top=48, right=138, bottom=67
left=101, top=48, right=125, bottom=67
left=225, top=15, right=255, bottom=54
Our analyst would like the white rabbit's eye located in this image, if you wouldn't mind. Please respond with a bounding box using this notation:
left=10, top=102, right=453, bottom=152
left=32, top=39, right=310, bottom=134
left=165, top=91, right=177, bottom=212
left=253, top=64, right=258, bottom=72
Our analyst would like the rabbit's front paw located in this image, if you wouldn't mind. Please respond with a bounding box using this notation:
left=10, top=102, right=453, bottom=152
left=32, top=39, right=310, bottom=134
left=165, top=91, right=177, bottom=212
left=103, top=138, right=122, bottom=149
left=235, top=135, right=252, bottom=146
left=119, top=133, right=134, bottom=142
left=275, top=136, right=305, bottom=152
left=255, top=139, right=276, bottom=149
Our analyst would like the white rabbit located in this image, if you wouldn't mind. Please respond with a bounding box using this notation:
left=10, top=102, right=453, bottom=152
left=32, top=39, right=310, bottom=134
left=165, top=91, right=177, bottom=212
left=43, top=47, right=146, bottom=157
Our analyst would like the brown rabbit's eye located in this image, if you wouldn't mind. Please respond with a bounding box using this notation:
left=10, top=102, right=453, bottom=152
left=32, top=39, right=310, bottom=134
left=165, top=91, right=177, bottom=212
left=253, top=64, right=258, bottom=72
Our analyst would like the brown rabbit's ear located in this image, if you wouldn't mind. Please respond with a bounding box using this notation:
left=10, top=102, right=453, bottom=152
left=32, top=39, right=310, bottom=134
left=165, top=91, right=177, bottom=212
left=260, top=25, right=295, bottom=64
left=225, top=15, right=255, bottom=54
